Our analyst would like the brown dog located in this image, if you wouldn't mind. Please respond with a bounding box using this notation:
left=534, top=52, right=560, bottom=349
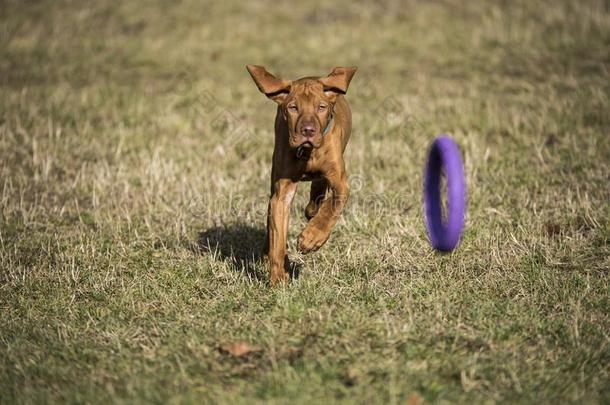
left=246, top=65, right=357, bottom=285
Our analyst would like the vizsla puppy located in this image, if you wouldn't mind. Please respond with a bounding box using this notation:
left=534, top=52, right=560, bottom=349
left=246, top=65, right=357, bottom=285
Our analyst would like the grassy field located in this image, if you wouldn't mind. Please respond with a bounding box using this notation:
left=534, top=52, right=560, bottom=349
left=1, top=0, right=609, bottom=403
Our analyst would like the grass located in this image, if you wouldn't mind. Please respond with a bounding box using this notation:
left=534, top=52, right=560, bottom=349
left=1, top=0, right=609, bottom=403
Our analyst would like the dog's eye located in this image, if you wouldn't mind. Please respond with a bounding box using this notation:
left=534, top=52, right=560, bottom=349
left=288, top=104, right=298, bottom=112
left=318, top=104, right=327, bottom=112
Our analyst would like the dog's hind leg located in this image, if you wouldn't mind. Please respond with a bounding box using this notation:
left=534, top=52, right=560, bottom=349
left=304, top=178, right=329, bottom=220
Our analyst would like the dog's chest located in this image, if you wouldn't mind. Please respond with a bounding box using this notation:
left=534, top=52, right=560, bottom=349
left=299, top=154, right=325, bottom=181
left=299, top=144, right=340, bottom=181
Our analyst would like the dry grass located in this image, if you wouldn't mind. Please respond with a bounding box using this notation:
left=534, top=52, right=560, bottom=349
left=1, top=0, right=609, bottom=403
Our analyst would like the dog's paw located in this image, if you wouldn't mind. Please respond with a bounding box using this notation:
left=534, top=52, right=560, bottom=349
left=270, top=270, right=289, bottom=287
left=297, top=226, right=329, bottom=253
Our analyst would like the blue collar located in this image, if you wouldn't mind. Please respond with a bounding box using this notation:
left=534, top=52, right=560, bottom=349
left=322, top=115, right=334, bottom=137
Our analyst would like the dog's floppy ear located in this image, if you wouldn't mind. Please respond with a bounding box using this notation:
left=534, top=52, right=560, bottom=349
left=246, top=65, right=291, bottom=104
left=319, top=67, right=357, bottom=98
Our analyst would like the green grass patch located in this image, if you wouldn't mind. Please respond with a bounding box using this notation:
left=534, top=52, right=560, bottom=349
left=1, top=0, right=609, bottom=402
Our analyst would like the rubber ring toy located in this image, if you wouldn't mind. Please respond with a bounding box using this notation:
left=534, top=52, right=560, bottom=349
left=423, top=135, right=466, bottom=251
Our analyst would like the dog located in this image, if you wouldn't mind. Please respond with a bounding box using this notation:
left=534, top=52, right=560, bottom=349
left=246, top=65, right=357, bottom=285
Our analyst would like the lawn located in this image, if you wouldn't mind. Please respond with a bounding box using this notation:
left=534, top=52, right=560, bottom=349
left=1, top=0, right=609, bottom=403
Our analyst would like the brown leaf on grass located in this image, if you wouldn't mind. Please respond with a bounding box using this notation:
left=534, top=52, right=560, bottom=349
left=219, top=341, right=262, bottom=357
left=407, top=393, right=422, bottom=405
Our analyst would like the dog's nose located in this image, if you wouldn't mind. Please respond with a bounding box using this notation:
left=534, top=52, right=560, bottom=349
left=301, top=123, right=316, bottom=137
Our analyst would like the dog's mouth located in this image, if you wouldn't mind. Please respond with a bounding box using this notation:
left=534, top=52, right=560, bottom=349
left=295, top=141, right=314, bottom=159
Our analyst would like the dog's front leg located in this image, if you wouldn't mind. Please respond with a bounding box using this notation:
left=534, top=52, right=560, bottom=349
left=297, top=171, right=349, bottom=254
left=267, top=178, right=298, bottom=286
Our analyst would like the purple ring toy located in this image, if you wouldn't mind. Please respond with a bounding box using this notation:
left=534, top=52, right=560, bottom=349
left=424, top=135, right=466, bottom=251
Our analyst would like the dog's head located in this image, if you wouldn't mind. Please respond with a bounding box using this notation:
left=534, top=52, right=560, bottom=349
left=246, top=65, right=356, bottom=150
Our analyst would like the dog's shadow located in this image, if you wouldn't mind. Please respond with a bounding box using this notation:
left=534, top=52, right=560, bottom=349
left=195, top=223, right=301, bottom=282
